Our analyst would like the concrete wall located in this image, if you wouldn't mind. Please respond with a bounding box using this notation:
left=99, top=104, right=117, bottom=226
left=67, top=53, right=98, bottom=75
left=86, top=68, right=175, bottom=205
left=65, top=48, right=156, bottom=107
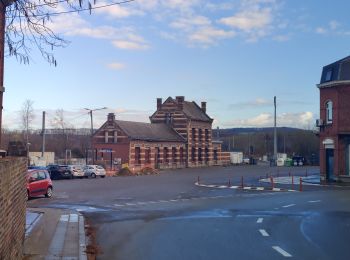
left=0, top=157, right=27, bottom=259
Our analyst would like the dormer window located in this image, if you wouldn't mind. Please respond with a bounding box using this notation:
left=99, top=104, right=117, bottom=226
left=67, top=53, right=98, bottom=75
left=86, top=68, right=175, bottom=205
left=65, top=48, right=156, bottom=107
left=326, top=100, right=333, bottom=124
left=325, top=70, right=332, bottom=82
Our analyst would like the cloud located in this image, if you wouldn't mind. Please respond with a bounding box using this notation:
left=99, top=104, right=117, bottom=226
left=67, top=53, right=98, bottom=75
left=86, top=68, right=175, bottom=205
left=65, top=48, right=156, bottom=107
left=219, top=9, right=272, bottom=31
left=189, top=26, right=235, bottom=44
left=112, top=40, right=150, bottom=50
left=106, top=62, right=126, bottom=70
left=94, top=1, right=144, bottom=18
left=223, top=111, right=315, bottom=128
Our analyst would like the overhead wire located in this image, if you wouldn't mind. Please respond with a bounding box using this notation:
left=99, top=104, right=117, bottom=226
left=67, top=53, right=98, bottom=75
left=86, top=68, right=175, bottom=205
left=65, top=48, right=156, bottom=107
left=6, top=0, right=136, bottom=18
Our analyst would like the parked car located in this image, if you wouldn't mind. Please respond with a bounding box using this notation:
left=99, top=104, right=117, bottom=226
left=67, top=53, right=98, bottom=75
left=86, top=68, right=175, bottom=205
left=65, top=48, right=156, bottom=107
left=83, top=165, right=106, bottom=178
left=26, top=169, right=53, bottom=200
left=47, top=164, right=72, bottom=179
left=67, top=165, right=85, bottom=178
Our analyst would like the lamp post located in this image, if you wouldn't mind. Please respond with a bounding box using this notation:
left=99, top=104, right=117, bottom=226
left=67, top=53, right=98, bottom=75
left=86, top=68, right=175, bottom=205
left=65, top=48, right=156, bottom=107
left=84, top=107, right=107, bottom=164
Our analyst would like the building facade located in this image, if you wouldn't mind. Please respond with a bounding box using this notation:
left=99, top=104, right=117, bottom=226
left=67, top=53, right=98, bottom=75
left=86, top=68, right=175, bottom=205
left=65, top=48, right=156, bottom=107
left=93, top=96, right=226, bottom=172
left=317, top=56, right=350, bottom=182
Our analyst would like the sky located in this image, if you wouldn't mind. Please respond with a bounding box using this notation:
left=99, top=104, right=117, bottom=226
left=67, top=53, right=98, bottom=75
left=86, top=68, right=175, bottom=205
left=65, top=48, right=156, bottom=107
left=3, top=0, right=350, bottom=130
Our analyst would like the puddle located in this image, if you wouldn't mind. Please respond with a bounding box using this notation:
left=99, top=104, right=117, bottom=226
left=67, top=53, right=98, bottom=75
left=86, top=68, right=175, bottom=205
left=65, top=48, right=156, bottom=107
left=49, top=204, right=109, bottom=213
left=160, top=209, right=232, bottom=220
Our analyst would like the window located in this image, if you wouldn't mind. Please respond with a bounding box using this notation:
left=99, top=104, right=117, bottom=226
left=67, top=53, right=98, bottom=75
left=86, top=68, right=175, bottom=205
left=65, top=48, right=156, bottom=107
left=179, top=147, right=184, bottom=163
left=326, top=100, right=333, bottom=123
left=145, top=148, right=150, bottom=163
left=145, top=148, right=151, bottom=164
left=135, top=147, right=141, bottom=165
left=325, top=70, right=332, bottom=82
left=172, top=147, right=177, bottom=163
left=191, top=147, right=195, bottom=162
left=205, top=148, right=209, bottom=163
left=198, top=148, right=202, bottom=162
left=205, top=129, right=209, bottom=142
left=192, top=128, right=196, bottom=142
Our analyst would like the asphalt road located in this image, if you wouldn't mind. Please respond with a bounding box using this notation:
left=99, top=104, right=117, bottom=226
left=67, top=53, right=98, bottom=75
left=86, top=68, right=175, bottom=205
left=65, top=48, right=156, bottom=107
left=28, top=165, right=350, bottom=259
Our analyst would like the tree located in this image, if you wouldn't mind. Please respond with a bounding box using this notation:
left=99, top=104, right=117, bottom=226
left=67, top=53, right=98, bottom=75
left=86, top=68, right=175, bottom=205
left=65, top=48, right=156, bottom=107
left=20, top=99, right=34, bottom=154
left=0, top=0, right=135, bottom=146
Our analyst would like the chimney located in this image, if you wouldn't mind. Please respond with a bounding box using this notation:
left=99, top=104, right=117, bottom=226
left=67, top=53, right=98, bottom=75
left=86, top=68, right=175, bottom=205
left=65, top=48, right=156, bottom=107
left=157, top=98, right=162, bottom=110
left=176, top=96, right=185, bottom=110
left=107, top=113, right=115, bottom=122
left=201, top=102, right=207, bottom=113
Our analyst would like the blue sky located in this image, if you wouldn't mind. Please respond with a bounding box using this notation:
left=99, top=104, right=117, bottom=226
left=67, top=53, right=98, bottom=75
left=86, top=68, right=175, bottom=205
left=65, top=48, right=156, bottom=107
left=4, top=0, right=350, bottom=130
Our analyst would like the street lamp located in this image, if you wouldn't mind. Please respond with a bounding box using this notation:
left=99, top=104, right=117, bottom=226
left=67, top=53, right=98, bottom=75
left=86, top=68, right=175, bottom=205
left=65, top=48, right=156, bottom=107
left=84, top=107, right=107, bottom=164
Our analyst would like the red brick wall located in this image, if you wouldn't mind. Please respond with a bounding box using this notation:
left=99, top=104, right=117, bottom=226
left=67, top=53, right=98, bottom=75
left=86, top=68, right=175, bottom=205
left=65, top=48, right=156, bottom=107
left=0, top=157, right=27, bottom=259
left=319, top=84, right=350, bottom=180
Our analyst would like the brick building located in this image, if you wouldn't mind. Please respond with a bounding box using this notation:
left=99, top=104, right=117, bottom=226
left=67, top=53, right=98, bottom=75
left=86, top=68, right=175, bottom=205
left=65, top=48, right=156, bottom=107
left=93, top=96, right=225, bottom=171
left=317, top=56, right=350, bottom=182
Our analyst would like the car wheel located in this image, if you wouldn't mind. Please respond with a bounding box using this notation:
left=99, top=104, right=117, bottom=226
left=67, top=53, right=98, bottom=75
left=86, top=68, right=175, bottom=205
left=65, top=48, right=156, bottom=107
left=45, top=187, right=53, bottom=198
left=91, top=173, right=96, bottom=178
left=101, top=175, right=105, bottom=178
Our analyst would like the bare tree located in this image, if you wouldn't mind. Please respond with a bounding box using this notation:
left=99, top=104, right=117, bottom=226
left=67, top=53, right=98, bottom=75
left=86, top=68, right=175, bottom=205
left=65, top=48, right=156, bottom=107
left=20, top=99, right=34, bottom=155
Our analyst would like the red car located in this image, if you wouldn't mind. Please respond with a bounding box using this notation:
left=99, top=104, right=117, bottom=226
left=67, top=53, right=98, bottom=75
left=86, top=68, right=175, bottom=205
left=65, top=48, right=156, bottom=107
left=26, top=169, right=53, bottom=200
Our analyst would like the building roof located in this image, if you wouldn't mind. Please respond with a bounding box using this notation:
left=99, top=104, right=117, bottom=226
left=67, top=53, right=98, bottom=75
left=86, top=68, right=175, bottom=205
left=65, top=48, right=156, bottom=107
left=320, top=55, right=350, bottom=84
left=182, top=101, right=212, bottom=122
left=115, top=120, right=185, bottom=142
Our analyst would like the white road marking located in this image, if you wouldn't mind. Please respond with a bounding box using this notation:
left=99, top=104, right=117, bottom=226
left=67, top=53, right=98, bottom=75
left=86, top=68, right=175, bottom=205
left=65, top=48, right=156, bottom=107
left=308, top=200, right=321, bottom=203
left=257, top=218, right=263, bottom=223
left=243, top=187, right=252, bottom=190
left=218, top=185, right=227, bottom=188
left=256, top=187, right=264, bottom=191
left=114, top=204, right=124, bottom=207
left=272, top=188, right=281, bottom=191
left=137, top=202, right=147, bottom=205
left=282, top=204, right=296, bottom=208
left=69, top=214, right=78, bottom=223
left=272, top=246, right=292, bottom=257
left=230, top=186, right=239, bottom=189
left=169, top=199, right=178, bottom=202
left=60, top=215, right=69, bottom=222
left=158, top=200, right=168, bottom=203
left=125, top=203, right=137, bottom=206
left=259, top=229, right=269, bottom=237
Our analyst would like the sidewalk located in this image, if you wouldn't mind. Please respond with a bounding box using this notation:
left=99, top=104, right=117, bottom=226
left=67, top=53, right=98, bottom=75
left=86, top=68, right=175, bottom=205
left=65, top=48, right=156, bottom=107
left=24, top=208, right=87, bottom=260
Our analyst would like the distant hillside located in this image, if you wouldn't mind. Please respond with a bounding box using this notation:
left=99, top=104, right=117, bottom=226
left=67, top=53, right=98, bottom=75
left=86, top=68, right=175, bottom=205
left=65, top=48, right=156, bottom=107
left=212, top=127, right=306, bottom=137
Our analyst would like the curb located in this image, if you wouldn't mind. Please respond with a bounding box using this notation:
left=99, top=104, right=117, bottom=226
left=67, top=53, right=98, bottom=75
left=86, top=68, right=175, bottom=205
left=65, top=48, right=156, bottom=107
left=195, top=182, right=297, bottom=192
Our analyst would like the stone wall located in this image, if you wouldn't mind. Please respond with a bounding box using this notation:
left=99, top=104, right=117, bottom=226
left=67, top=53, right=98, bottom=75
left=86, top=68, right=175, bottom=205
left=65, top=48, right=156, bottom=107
left=0, top=157, right=27, bottom=259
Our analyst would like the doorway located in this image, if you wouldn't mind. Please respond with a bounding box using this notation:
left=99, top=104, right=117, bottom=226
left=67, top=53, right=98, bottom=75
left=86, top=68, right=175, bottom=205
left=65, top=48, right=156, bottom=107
left=326, top=149, right=334, bottom=181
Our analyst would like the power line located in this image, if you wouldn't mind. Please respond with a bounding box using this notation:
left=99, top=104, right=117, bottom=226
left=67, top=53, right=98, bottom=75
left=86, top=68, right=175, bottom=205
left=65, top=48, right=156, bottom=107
left=6, top=0, right=136, bottom=18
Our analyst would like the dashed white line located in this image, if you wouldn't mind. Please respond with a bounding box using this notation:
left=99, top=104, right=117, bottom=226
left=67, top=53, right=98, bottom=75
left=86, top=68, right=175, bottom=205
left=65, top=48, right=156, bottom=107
left=256, top=187, right=264, bottom=191
left=272, top=246, right=292, bottom=257
left=308, top=200, right=321, bottom=203
left=114, top=204, right=124, bottom=207
left=243, top=187, right=252, bottom=190
left=125, top=203, right=137, bottom=206
left=259, top=229, right=270, bottom=237
left=169, top=199, right=178, bottom=202
left=256, top=218, right=263, bottom=223
left=282, top=204, right=296, bottom=208
left=230, top=186, right=239, bottom=189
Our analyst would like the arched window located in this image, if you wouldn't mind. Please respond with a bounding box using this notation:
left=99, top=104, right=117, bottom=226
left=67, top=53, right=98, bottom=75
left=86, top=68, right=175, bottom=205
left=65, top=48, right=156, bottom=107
left=326, top=100, right=333, bottom=123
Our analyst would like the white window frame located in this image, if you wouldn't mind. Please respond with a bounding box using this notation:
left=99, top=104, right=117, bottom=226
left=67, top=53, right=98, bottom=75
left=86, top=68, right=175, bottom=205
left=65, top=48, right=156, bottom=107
left=326, top=100, right=333, bottom=124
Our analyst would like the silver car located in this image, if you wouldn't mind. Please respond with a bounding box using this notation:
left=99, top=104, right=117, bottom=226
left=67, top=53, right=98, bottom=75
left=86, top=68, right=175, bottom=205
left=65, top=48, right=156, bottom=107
left=83, top=165, right=106, bottom=178
left=68, top=165, right=85, bottom=178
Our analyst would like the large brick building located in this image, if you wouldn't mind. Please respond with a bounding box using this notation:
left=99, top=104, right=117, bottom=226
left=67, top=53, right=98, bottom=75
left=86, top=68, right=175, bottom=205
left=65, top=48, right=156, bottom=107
left=317, top=56, right=350, bottom=182
left=93, top=96, right=225, bottom=171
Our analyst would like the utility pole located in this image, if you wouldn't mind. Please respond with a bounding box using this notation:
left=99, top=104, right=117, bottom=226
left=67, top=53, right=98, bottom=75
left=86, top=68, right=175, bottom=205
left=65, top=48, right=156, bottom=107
left=85, top=107, right=107, bottom=164
left=41, top=111, right=46, bottom=157
left=273, top=96, right=277, bottom=166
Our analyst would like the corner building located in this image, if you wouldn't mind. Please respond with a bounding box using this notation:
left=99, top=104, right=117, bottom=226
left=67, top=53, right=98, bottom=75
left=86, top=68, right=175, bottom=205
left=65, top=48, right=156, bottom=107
left=317, top=56, right=350, bottom=182
left=93, top=96, right=224, bottom=171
